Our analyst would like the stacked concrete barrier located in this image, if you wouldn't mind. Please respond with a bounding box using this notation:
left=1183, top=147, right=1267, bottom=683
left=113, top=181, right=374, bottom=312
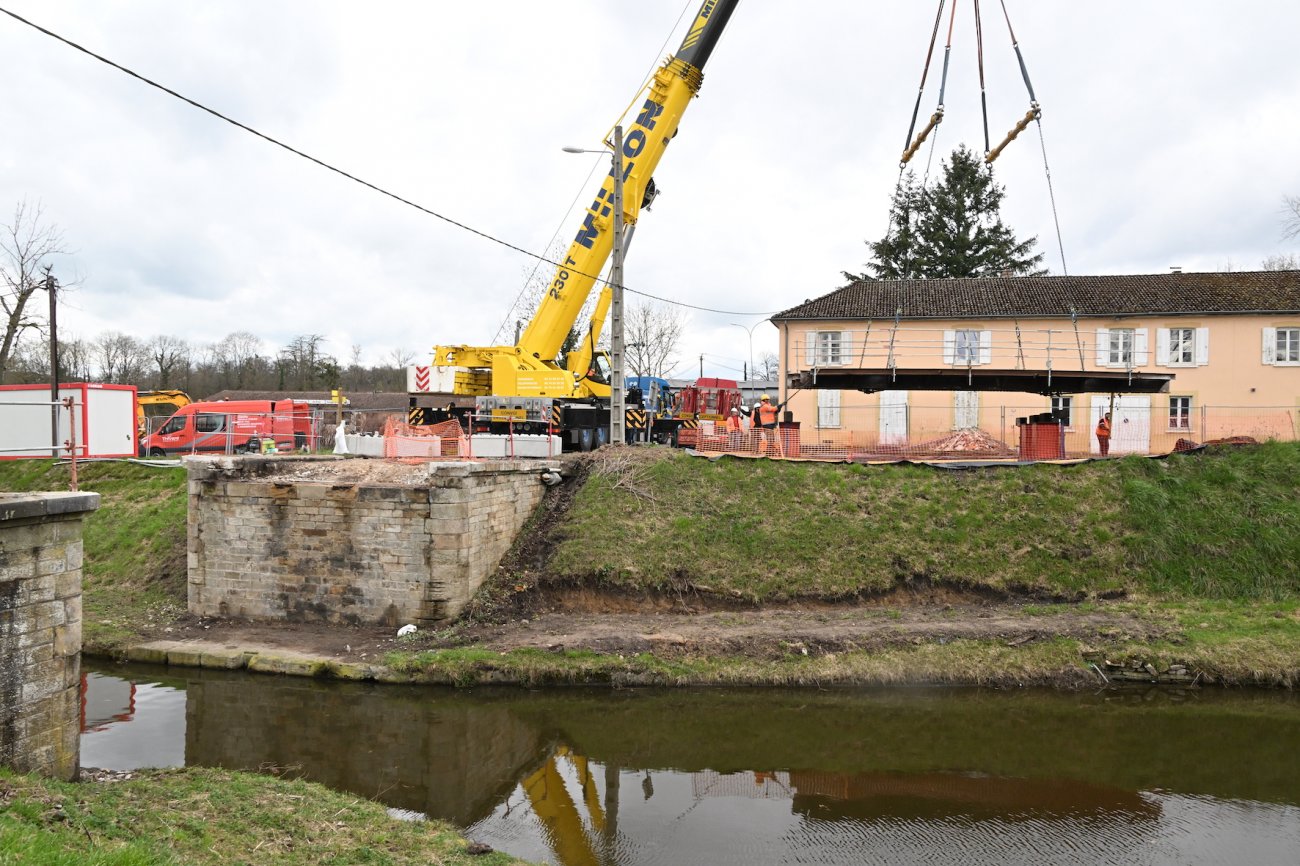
left=0, top=491, right=99, bottom=781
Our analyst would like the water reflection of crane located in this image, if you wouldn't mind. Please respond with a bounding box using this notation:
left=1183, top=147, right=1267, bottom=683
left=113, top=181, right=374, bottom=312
left=519, top=746, right=618, bottom=866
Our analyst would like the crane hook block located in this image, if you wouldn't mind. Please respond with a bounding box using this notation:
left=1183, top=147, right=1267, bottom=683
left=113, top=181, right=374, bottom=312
left=985, top=106, right=1042, bottom=164
left=901, top=110, right=944, bottom=166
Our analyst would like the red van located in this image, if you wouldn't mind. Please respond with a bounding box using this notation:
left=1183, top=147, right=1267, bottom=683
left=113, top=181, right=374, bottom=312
left=139, top=400, right=311, bottom=457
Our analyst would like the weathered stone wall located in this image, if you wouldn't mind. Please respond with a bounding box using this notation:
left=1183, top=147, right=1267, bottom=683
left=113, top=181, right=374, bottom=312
left=188, top=457, right=556, bottom=626
left=0, top=491, right=99, bottom=781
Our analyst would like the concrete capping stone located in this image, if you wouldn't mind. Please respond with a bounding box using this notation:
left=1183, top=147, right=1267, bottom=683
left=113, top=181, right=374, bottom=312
left=0, top=492, right=100, bottom=524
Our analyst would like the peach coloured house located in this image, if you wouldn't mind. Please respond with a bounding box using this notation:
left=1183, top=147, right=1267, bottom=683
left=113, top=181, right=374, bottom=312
left=771, top=271, right=1300, bottom=457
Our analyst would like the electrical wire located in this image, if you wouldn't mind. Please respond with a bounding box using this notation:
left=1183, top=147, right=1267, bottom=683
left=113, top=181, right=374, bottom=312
left=0, top=5, right=775, bottom=318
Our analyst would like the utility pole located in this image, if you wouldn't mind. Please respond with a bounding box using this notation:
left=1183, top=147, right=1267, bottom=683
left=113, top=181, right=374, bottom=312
left=699, top=354, right=704, bottom=378
left=610, top=125, right=626, bottom=446
left=46, top=268, right=60, bottom=458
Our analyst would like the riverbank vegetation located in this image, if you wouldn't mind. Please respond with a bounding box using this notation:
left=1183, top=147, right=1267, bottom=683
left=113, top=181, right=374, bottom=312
left=547, top=442, right=1300, bottom=602
left=0, top=767, right=524, bottom=865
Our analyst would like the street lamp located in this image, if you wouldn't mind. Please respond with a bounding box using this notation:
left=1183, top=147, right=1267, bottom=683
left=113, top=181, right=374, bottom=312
left=563, top=126, right=626, bottom=446
left=729, top=319, right=768, bottom=385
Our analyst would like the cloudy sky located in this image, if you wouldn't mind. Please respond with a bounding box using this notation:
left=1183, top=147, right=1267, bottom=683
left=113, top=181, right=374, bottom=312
left=3, top=1, right=1299, bottom=380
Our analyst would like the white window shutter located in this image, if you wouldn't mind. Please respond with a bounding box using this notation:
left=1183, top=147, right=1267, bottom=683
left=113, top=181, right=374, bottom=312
left=1195, top=327, right=1210, bottom=365
left=979, top=330, right=992, bottom=365
left=805, top=332, right=817, bottom=367
left=943, top=330, right=956, bottom=365
left=1262, top=328, right=1277, bottom=364
left=837, top=331, right=850, bottom=366
left=1095, top=328, right=1110, bottom=366
left=1134, top=329, right=1149, bottom=366
left=1155, top=329, right=1169, bottom=367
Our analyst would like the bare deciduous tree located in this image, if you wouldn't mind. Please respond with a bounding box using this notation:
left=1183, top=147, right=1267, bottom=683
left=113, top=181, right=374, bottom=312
left=278, top=334, right=337, bottom=390
left=1261, top=253, right=1299, bottom=271
left=1283, top=194, right=1300, bottom=241
left=757, top=351, right=780, bottom=381
left=386, top=347, right=415, bottom=368
left=93, top=331, right=148, bottom=383
left=212, top=331, right=265, bottom=389
left=147, top=334, right=190, bottom=388
left=1, top=201, right=67, bottom=383
left=625, top=300, right=686, bottom=378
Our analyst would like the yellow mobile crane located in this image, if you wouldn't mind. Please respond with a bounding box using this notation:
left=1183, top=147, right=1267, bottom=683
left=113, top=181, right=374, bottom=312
left=432, top=0, right=739, bottom=450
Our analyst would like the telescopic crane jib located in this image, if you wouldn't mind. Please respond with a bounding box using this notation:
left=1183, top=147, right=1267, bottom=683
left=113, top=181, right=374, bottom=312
left=432, top=0, right=739, bottom=410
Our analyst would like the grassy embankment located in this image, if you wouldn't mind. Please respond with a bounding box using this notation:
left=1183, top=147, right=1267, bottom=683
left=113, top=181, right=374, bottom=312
left=2, top=445, right=1299, bottom=687
left=394, top=442, right=1300, bottom=686
left=0, top=767, right=524, bottom=866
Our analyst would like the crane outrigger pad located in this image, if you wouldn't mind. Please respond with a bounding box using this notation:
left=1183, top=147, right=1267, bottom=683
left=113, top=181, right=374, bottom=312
left=790, top=367, right=1173, bottom=397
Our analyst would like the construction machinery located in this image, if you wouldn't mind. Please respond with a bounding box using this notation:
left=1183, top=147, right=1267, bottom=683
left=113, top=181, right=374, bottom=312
left=136, top=390, right=191, bottom=436
left=430, top=0, right=739, bottom=451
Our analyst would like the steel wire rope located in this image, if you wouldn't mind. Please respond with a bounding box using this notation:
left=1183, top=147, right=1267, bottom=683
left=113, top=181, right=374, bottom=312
left=995, top=0, right=1068, bottom=274
left=0, top=5, right=774, bottom=318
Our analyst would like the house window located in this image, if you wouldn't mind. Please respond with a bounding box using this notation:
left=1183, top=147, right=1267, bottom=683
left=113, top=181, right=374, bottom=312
left=955, top=330, right=980, bottom=364
left=1051, top=396, right=1073, bottom=427
left=1169, top=396, right=1192, bottom=431
left=1108, top=329, right=1135, bottom=366
left=1278, top=328, right=1300, bottom=364
left=1168, top=328, right=1195, bottom=365
left=813, top=331, right=844, bottom=366
left=817, top=389, right=841, bottom=428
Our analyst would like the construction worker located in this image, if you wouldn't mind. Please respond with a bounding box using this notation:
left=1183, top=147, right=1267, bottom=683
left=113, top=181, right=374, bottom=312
left=1095, top=411, right=1112, bottom=457
left=757, top=394, right=780, bottom=454
left=725, top=406, right=743, bottom=450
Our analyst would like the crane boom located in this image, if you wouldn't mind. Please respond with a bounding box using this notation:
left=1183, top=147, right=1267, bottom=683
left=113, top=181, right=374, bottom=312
left=432, top=0, right=739, bottom=401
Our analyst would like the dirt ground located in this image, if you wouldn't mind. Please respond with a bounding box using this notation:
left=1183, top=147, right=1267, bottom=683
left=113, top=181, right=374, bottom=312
left=156, top=592, right=1170, bottom=664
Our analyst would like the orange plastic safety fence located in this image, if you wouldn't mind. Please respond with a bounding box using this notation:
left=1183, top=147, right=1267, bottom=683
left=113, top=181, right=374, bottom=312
left=382, top=416, right=471, bottom=461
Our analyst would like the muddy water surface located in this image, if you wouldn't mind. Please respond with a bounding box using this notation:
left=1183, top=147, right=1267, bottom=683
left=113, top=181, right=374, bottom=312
left=82, top=662, right=1300, bottom=865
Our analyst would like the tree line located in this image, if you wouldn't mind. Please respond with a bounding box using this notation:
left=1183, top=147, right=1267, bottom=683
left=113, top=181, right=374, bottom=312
left=2, top=328, right=415, bottom=395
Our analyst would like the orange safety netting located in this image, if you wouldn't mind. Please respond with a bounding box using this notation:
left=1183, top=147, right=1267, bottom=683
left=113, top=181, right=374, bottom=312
left=382, top=416, right=471, bottom=460
left=691, top=408, right=1300, bottom=463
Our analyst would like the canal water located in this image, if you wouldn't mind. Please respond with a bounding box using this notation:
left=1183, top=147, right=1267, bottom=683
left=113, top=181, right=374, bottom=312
left=81, top=662, right=1300, bottom=865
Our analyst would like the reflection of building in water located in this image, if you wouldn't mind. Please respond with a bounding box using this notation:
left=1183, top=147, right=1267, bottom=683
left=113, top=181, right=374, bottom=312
left=80, top=673, right=136, bottom=732
left=688, top=767, right=1159, bottom=822
left=692, top=769, right=793, bottom=800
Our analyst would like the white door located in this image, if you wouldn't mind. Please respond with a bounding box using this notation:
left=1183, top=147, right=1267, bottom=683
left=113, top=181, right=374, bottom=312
left=880, top=390, right=908, bottom=446
left=954, top=391, right=979, bottom=429
left=1090, top=395, right=1151, bottom=455
left=817, top=389, right=841, bottom=428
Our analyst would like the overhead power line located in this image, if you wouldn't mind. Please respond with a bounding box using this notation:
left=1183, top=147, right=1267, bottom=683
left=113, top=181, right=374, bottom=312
left=0, top=5, right=775, bottom=318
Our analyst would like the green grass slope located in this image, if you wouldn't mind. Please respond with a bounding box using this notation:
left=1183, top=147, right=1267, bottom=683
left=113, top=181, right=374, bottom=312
left=0, top=460, right=188, bottom=650
left=548, top=443, right=1300, bottom=602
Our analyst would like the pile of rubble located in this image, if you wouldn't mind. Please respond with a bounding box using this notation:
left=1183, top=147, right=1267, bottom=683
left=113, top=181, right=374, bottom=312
left=908, top=428, right=1017, bottom=457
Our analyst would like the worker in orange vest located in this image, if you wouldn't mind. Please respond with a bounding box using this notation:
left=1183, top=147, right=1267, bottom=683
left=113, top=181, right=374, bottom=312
left=1095, top=411, right=1112, bottom=457
left=756, top=394, right=780, bottom=454
left=725, top=407, right=743, bottom=450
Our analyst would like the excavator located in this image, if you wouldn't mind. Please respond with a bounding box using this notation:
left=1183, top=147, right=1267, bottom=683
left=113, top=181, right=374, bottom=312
left=136, top=389, right=191, bottom=436
left=431, top=0, right=740, bottom=450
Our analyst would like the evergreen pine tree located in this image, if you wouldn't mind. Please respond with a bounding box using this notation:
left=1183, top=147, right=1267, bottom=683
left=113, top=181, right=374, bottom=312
left=847, top=145, right=1045, bottom=281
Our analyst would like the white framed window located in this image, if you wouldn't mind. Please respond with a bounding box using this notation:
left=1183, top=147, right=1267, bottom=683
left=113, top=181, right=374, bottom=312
left=1095, top=327, right=1149, bottom=368
left=1169, top=396, right=1192, bottom=431
left=943, top=329, right=992, bottom=365
left=817, top=389, right=841, bottom=428
left=1157, top=327, right=1209, bottom=367
left=1109, top=329, right=1134, bottom=366
left=1051, top=396, right=1073, bottom=428
left=806, top=331, right=846, bottom=367
left=1264, top=327, right=1300, bottom=365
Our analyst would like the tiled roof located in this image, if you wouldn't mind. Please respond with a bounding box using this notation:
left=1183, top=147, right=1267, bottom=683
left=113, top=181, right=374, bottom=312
left=773, top=271, right=1300, bottom=321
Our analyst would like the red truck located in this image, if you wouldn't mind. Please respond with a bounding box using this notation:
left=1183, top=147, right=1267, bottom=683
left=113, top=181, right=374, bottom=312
left=139, top=400, right=312, bottom=457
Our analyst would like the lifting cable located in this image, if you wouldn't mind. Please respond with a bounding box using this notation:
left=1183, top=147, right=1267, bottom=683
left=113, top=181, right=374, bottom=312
left=992, top=0, right=1069, bottom=274
left=901, top=0, right=957, bottom=167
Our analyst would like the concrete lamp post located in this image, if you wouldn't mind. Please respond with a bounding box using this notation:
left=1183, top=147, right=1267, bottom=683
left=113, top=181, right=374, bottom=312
left=563, top=126, right=626, bottom=446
